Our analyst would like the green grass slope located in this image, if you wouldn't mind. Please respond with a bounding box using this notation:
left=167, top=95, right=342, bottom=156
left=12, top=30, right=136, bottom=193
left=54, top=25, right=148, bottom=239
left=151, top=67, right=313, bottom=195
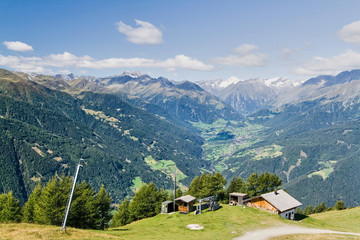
left=1, top=206, right=360, bottom=240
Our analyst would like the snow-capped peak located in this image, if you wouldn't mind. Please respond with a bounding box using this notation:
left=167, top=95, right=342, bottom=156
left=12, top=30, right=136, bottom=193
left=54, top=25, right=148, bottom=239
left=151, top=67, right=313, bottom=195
left=120, top=71, right=144, bottom=78
left=263, top=77, right=295, bottom=88
left=219, top=76, right=243, bottom=88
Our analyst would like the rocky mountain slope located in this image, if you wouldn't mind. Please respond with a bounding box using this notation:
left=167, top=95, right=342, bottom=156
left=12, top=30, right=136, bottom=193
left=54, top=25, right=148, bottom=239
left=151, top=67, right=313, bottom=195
left=63, top=72, right=241, bottom=125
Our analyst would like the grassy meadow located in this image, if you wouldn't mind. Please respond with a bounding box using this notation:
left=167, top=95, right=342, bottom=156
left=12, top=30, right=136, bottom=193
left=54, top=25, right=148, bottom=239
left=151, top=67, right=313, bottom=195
left=1, top=205, right=360, bottom=240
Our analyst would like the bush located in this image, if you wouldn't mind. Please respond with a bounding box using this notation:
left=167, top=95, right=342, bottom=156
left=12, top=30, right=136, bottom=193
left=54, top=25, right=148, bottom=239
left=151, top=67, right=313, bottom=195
left=335, top=200, right=346, bottom=210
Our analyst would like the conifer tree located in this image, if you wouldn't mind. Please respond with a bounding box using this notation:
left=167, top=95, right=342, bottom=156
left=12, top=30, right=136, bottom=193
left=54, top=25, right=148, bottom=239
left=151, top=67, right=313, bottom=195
left=313, top=202, right=327, bottom=213
left=68, top=181, right=98, bottom=229
left=34, top=176, right=70, bottom=225
left=257, top=172, right=282, bottom=194
left=245, top=173, right=259, bottom=197
left=111, top=199, right=130, bottom=227
left=226, top=176, right=245, bottom=195
left=0, top=192, right=21, bottom=222
left=188, top=172, right=226, bottom=199
left=304, top=205, right=313, bottom=215
left=95, top=185, right=112, bottom=230
left=22, top=183, right=42, bottom=223
left=245, top=172, right=282, bottom=197
left=188, top=176, right=201, bottom=198
left=128, top=182, right=166, bottom=221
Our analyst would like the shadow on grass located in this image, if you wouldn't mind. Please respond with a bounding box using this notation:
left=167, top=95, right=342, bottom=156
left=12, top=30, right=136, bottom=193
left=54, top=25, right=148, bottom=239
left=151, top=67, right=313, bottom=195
left=110, top=228, right=129, bottom=231
left=294, top=213, right=309, bottom=221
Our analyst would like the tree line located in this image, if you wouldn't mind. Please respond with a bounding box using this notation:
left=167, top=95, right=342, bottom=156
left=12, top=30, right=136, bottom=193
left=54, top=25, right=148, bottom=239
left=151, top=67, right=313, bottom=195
left=297, top=200, right=347, bottom=216
left=0, top=175, right=111, bottom=229
left=0, top=171, right=285, bottom=228
left=111, top=171, right=282, bottom=227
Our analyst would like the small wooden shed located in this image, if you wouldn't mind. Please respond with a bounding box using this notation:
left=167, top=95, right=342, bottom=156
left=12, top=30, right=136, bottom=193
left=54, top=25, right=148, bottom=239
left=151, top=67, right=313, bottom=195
left=229, top=193, right=248, bottom=206
left=175, top=195, right=196, bottom=213
left=161, top=200, right=175, bottom=213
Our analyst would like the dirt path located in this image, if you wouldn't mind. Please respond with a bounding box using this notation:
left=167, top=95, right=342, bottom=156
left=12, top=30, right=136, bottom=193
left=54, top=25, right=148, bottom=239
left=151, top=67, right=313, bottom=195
left=233, top=225, right=360, bottom=240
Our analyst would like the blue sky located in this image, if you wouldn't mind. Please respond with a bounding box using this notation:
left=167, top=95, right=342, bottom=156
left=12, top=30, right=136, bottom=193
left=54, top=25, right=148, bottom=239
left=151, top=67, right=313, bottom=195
left=1, top=0, right=360, bottom=82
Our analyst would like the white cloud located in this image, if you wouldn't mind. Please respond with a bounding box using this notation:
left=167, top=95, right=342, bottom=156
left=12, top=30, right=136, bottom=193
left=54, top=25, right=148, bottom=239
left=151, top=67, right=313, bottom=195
left=233, top=44, right=259, bottom=55
left=159, top=55, right=214, bottom=71
left=3, top=41, right=34, bottom=52
left=0, top=52, right=214, bottom=73
left=0, top=54, right=46, bottom=73
left=78, top=54, right=213, bottom=71
left=213, top=54, right=267, bottom=67
left=338, top=20, right=360, bottom=44
left=212, top=44, right=267, bottom=67
left=44, top=52, right=93, bottom=67
left=117, top=19, right=163, bottom=44
left=293, top=49, right=360, bottom=76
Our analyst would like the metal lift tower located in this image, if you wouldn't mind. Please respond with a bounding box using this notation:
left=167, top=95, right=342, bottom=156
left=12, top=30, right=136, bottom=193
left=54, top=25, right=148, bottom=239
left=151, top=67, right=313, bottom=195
left=61, top=159, right=83, bottom=230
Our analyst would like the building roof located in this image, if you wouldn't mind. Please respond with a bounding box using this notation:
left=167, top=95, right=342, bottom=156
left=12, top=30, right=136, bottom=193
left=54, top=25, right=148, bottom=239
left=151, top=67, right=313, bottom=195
left=260, top=190, right=302, bottom=212
left=162, top=200, right=173, bottom=205
left=230, top=192, right=248, bottom=197
left=175, top=195, right=196, bottom=203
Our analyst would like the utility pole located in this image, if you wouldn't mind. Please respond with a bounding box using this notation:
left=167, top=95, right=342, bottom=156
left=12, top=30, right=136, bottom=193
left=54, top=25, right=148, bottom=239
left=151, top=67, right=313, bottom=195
left=61, top=159, right=83, bottom=230
left=173, top=168, right=176, bottom=212
left=168, top=166, right=176, bottom=212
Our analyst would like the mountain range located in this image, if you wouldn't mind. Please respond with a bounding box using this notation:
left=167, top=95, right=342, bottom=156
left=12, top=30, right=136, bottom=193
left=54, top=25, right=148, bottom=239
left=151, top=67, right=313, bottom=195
left=198, top=76, right=297, bottom=115
left=2, top=67, right=360, bottom=208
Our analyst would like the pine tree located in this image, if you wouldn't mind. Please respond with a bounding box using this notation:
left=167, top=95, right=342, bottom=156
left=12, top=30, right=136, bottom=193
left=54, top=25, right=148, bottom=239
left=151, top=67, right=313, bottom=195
left=22, top=183, right=42, bottom=223
left=227, top=176, right=245, bottom=195
left=245, top=173, right=259, bottom=197
left=244, top=172, right=282, bottom=197
left=0, top=192, right=21, bottom=222
left=188, top=176, right=201, bottom=198
left=257, top=172, right=282, bottom=195
left=111, top=199, right=130, bottom=227
left=34, top=176, right=70, bottom=225
left=95, top=185, right=112, bottom=230
left=313, top=202, right=327, bottom=213
left=188, top=172, right=226, bottom=199
left=68, top=181, right=98, bottom=229
left=304, top=205, right=313, bottom=215
left=128, top=182, right=166, bottom=221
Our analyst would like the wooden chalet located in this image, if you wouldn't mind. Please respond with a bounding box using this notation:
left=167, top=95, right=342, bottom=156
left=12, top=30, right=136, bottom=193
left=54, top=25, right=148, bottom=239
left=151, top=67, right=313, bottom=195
left=175, top=195, right=196, bottom=213
left=229, top=192, right=248, bottom=206
left=244, top=190, right=302, bottom=220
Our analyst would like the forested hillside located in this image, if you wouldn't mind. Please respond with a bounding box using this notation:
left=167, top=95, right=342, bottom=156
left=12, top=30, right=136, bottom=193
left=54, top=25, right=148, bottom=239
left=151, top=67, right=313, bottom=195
left=0, top=69, right=205, bottom=203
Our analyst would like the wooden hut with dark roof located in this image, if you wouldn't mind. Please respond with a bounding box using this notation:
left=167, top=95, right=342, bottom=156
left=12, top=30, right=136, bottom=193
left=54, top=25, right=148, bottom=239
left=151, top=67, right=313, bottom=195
left=244, top=190, right=302, bottom=220
left=175, top=195, right=196, bottom=213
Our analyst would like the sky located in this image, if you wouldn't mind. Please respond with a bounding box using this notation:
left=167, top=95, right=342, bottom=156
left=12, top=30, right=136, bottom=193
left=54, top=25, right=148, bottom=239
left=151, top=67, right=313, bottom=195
left=1, top=0, right=360, bottom=83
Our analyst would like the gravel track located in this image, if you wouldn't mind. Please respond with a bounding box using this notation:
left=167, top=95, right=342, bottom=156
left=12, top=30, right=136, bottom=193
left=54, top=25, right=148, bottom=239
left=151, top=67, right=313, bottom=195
left=233, top=225, right=360, bottom=240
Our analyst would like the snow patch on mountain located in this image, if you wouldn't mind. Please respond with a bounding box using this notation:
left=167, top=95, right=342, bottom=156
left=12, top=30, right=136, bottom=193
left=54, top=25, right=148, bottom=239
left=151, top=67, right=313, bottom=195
left=120, top=71, right=144, bottom=78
